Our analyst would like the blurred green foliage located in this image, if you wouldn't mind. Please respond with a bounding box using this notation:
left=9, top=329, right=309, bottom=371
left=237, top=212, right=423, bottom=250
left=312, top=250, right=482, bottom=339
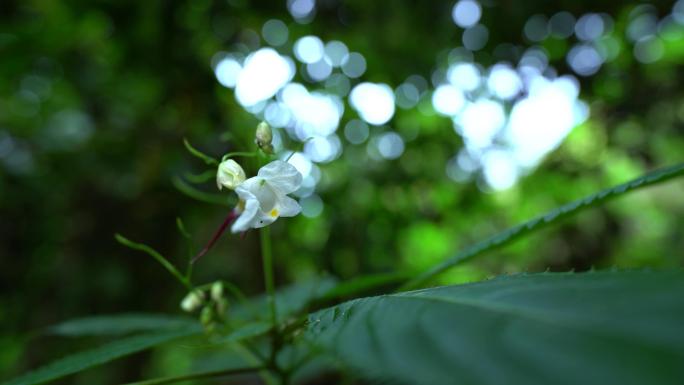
left=1, top=0, right=683, bottom=383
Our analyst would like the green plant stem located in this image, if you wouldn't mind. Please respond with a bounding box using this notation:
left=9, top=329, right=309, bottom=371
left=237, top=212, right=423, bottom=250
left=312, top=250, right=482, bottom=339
left=183, top=138, right=219, bottom=166
left=260, top=226, right=278, bottom=333
left=122, top=365, right=265, bottom=385
left=222, top=151, right=258, bottom=160
left=231, top=342, right=278, bottom=385
left=183, top=169, right=216, bottom=184
left=114, top=234, right=191, bottom=291
left=260, top=226, right=287, bottom=384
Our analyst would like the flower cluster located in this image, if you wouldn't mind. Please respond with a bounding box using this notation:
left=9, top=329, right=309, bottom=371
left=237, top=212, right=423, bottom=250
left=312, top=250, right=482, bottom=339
left=216, top=158, right=303, bottom=233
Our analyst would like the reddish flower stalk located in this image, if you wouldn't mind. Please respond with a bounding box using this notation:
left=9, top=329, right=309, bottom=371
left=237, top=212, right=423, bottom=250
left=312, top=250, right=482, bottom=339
left=192, top=209, right=239, bottom=263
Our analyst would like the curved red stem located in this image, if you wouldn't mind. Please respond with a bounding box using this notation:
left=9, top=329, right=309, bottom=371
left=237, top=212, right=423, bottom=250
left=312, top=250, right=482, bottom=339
left=192, top=209, right=238, bottom=263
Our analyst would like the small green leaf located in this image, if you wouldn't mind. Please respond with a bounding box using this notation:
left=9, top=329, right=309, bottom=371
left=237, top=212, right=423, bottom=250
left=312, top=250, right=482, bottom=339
left=402, top=162, right=684, bottom=289
left=47, top=314, right=197, bottom=337
left=1, top=328, right=201, bottom=385
left=308, top=270, right=684, bottom=385
left=183, top=138, right=218, bottom=166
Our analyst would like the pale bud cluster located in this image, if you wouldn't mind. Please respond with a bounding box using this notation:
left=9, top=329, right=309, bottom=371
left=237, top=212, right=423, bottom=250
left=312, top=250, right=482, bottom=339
left=179, top=281, right=229, bottom=332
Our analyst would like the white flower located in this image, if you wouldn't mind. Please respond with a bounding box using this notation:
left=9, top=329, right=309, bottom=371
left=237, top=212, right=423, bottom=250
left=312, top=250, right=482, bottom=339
left=231, top=160, right=303, bottom=233
left=216, top=159, right=246, bottom=190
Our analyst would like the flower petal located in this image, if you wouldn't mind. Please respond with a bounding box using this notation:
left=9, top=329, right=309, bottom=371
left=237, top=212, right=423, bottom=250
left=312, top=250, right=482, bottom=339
left=251, top=212, right=278, bottom=228
left=231, top=198, right=259, bottom=233
left=277, top=196, right=301, bottom=217
left=235, top=177, right=260, bottom=199
left=257, top=160, right=303, bottom=194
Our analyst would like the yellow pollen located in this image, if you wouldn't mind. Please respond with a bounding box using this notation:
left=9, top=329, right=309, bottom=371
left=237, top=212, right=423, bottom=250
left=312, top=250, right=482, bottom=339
left=270, top=209, right=279, bottom=217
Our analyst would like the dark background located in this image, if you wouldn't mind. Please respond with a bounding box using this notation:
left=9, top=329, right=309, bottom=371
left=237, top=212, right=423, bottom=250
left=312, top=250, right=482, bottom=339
left=1, top=0, right=683, bottom=383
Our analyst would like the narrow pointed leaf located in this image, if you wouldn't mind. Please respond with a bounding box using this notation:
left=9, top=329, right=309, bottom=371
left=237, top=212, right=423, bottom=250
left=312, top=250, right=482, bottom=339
left=47, top=314, right=198, bottom=337
left=402, top=162, right=684, bottom=289
left=2, top=327, right=201, bottom=385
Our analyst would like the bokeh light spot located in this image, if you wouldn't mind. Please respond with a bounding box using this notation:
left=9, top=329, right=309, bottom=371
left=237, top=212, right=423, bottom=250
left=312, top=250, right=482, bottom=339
left=549, top=11, right=576, bottom=38
left=235, top=48, right=294, bottom=107
left=377, top=132, right=405, bottom=160
left=567, top=44, right=603, bottom=76
left=324, top=40, right=349, bottom=67
left=262, top=19, right=289, bottom=46
left=294, top=35, right=324, bottom=63
left=575, top=13, right=605, bottom=41
left=349, top=82, right=395, bottom=125
left=344, top=119, right=370, bottom=144
left=395, top=83, right=421, bottom=109
left=432, top=84, right=466, bottom=116
left=462, top=24, right=489, bottom=51
left=524, top=14, right=549, bottom=42
left=447, top=62, right=481, bottom=91
left=634, top=36, right=664, bottom=63
left=214, top=57, right=242, bottom=88
left=452, top=0, right=482, bottom=28
left=487, top=64, right=522, bottom=100
left=341, top=52, right=367, bottom=78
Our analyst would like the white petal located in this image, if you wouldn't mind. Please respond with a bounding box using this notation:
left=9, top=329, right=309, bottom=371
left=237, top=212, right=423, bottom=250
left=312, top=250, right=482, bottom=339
left=235, top=178, right=260, bottom=200
left=276, top=196, right=301, bottom=217
left=257, top=160, right=303, bottom=194
left=231, top=198, right=260, bottom=233
left=251, top=211, right=278, bottom=229
left=236, top=177, right=277, bottom=211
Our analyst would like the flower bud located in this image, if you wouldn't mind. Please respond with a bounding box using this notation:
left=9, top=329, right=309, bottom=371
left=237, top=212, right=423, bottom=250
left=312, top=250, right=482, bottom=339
left=216, top=159, right=246, bottom=190
left=211, top=281, right=223, bottom=302
left=256, top=121, right=273, bottom=146
left=180, top=290, right=204, bottom=312
left=200, top=306, right=214, bottom=326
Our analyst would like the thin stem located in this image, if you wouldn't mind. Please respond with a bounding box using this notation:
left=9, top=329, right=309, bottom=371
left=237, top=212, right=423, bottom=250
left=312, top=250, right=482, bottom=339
left=231, top=342, right=278, bottom=385
left=183, top=138, right=219, bottom=166
left=260, top=226, right=277, bottom=328
left=114, top=234, right=191, bottom=291
left=285, top=137, right=314, bottom=162
left=260, top=226, right=283, bottom=382
left=122, top=365, right=265, bottom=385
left=175, top=217, right=195, bottom=282
left=222, top=151, right=258, bottom=161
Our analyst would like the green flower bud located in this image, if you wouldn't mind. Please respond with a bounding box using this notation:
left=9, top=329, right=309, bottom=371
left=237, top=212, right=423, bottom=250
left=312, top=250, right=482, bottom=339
left=180, top=290, right=204, bottom=312
left=255, top=121, right=274, bottom=154
left=211, top=281, right=223, bottom=302
left=200, top=306, right=214, bottom=326
left=256, top=121, right=273, bottom=145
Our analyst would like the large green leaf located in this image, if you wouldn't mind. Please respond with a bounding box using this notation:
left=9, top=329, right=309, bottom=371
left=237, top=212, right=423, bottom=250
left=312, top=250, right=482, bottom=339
left=307, top=270, right=684, bottom=385
left=1, top=327, right=201, bottom=385
left=402, top=162, right=684, bottom=290
left=47, top=313, right=197, bottom=337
